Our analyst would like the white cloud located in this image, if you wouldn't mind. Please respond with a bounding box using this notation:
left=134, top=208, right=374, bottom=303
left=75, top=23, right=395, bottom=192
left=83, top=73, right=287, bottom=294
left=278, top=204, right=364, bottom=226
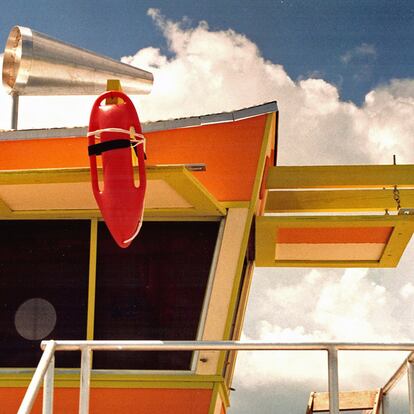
left=2, top=12, right=414, bottom=166
left=122, top=10, right=414, bottom=165
left=341, top=43, right=377, bottom=64
left=364, top=80, right=414, bottom=161
left=235, top=267, right=410, bottom=394
left=400, top=283, right=414, bottom=299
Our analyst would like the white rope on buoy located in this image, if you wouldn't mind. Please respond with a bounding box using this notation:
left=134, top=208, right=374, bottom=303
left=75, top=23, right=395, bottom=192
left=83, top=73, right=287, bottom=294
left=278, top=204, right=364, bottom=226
left=87, top=127, right=145, bottom=151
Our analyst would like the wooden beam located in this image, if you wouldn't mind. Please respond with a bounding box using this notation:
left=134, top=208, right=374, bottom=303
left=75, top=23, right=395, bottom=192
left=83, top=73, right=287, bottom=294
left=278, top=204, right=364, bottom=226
left=266, top=165, right=414, bottom=189
left=265, top=189, right=414, bottom=213
left=313, top=390, right=377, bottom=411
left=372, top=388, right=383, bottom=414
left=306, top=392, right=315, bottom=414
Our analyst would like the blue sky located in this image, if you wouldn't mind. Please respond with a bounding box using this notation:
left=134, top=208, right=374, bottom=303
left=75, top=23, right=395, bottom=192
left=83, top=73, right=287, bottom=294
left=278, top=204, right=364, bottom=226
left=1, top=0, right=413, bottom=104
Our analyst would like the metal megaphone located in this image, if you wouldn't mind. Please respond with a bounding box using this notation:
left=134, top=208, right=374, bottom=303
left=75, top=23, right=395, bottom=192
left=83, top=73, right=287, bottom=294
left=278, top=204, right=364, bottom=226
left=2, top=26, right=153, bottom=96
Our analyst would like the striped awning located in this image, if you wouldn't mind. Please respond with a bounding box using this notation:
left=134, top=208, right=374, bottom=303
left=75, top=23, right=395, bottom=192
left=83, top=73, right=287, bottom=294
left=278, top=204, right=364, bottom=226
left=255, top=215, right=414, bottom=268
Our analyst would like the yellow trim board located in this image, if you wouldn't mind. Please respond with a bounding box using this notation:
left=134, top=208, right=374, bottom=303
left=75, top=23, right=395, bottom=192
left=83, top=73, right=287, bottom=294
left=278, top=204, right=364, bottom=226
left=224, top=262, right=255, bottom=389
left=0, top=212, right=224, bottom=221
left=208, top=383, right=222, bottom=414
left=224, top=113, right=275, bottom=326
left=208, top=381, right=231, bottom=414
left=218, top=382, right=231, bottom=408
left=0, top=372, right=224, bottom=388
left=196, top=208, right=249, bottom=376
left=1, top=378, right=216, bottom=389
left=0, top=165, right=225, bottom=218
left=256, top=214, right=414, bottom=268
left=146, top=167, right=226, bottom=217
left=0, top=198, right=11, bottom=216
left=266, top=164, right=414, bottom=190
left=196, top=112, right=274, bottom=376
left=266, top=189, right=414, bottom=213
left=216, top=112, right=276, bottom=375
left=87, top=219, right=98, bottom=340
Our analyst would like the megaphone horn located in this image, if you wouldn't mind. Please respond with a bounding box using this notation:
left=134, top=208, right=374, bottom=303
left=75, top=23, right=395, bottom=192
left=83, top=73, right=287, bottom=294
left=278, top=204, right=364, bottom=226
left=2, top=26, right=153, bottom=96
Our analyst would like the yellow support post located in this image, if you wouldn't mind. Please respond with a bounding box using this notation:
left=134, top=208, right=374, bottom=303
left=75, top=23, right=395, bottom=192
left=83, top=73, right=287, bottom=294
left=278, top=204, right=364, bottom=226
left=105, top=79, right=123, bottom=104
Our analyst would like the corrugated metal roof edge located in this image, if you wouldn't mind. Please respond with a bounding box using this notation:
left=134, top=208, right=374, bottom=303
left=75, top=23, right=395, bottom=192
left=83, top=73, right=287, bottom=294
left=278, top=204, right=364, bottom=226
left=0, top=101, right=278, bottom=141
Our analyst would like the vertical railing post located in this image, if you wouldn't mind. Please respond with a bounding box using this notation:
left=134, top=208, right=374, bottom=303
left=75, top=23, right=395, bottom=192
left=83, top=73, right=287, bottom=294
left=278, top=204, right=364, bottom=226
left=79, top=347, right=92, bottom=414
left=42, top=355, right=55, bottom=414
left=327, top=347, right=340, bottom=414
left=408, top=360, right=414, bottom=414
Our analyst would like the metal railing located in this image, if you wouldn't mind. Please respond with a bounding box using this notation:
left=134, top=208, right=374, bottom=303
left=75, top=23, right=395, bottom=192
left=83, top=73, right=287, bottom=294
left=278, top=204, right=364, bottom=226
left=17, top=340, right=414, bottom=414
left=381, top=351, right=414, bottom=412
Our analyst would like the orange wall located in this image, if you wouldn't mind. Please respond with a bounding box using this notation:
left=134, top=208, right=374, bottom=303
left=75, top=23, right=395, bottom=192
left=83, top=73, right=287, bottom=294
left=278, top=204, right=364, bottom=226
left=146, top=116, right=267, bottom=201
left=2, top=387, right=212, bottom=414
left=0, top=115, right=268, bottom=201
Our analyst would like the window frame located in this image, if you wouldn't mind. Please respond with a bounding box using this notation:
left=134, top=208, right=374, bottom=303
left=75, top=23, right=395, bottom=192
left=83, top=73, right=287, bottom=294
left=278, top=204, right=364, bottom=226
left=0, top=216, right=224, bottom=376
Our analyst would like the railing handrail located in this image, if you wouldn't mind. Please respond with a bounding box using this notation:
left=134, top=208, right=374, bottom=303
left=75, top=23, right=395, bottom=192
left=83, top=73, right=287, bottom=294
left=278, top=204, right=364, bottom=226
left=40, top=339, right=414, bottom=352
left=20, top=340, right=414, bottom=414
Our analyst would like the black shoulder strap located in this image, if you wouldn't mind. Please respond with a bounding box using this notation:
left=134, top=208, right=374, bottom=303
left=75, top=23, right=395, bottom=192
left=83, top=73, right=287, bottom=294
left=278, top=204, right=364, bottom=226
left=88, top=139, right=131, bottom=156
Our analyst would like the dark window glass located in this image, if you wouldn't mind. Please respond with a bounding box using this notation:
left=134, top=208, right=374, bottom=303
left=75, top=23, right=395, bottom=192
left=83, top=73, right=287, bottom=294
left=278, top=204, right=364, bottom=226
left=0, top=220, right=90, bottom=367
left=94, top=221, right=220, bottom=370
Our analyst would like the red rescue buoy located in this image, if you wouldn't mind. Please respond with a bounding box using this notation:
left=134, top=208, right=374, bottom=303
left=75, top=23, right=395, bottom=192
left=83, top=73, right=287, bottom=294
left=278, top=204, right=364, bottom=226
left=88, top=90, right=146, bottom=248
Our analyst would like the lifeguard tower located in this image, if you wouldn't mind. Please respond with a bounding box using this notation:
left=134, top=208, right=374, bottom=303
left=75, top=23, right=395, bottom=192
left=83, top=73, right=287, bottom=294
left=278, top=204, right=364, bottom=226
left=1, top=26, right=414, bottom=414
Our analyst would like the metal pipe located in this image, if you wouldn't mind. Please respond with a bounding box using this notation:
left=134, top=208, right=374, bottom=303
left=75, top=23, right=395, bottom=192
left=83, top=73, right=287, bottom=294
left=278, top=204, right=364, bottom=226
left=11, top=93, right=19, bottom=129
left=17, top=340, right=56, bottom=414
left=79, top=348, right=92, bottom=414
left=17, top=340, right=414, bottom=414
left=2, top=26, right=153, bottom=96
left=41, top=340, right=414, bottom=352
left=408, top=360, right=414, bottom=414
left=327, top=347, right=340, bottom=414
left=42, top=355, right=55, bottom=414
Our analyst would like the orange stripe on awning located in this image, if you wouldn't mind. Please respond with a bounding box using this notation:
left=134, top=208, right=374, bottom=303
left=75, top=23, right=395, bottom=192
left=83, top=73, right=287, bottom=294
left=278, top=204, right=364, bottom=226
left=276, top=227, right=393, bottom=244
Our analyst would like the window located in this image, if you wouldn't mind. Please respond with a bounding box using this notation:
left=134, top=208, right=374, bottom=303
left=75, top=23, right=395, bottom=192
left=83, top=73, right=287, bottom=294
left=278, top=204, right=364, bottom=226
left=0, top=220, right=90, bottom=367
left=93, top=221, right=220, bottom=370
left=0, top=219, right=220, bottom=371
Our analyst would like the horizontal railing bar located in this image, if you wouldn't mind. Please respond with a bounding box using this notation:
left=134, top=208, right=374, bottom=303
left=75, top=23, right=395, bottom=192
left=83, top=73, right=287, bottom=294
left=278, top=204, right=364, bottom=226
left=40, top=340, right=414, bottom=352
left=18, top=340, right=413, bottom=414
